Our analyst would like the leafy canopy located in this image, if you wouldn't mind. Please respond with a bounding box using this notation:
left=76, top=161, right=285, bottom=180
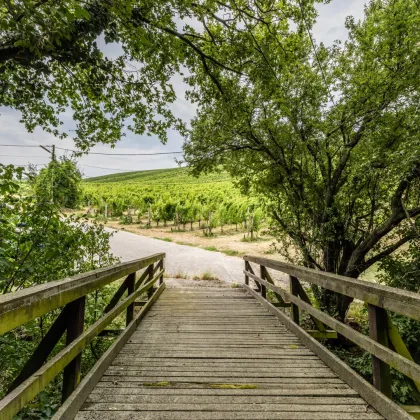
left=0, top=0, right=227, bottom=149
left=182, top=0, right=420, bottom=317
left=35, top=157, right=82, bottom=208
left=0, top=164, right=117, bottom=294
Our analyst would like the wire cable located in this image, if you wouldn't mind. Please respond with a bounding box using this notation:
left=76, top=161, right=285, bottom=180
left=79, top=164, right=140, bottom=172
left=0, top=144, right=41, bottom=148
left=0, top=155, right=49, bottom=158
left=55, top=147, right=183, bottom=156
left=0, top=144, right=183, bottom=156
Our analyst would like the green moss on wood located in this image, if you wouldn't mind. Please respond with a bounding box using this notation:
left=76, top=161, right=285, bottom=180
left=210, top=384, right=258, bottom=389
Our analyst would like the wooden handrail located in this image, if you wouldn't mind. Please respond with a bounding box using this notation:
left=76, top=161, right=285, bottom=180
left=243, top=255, right=420, bottom=419
left=0, top=253, right=165, bottom=335
left=0, top=253, right=166, bottom=420
left=244, top=269, right=420, bottom=384
left=244, top=255, right=420, bottom=321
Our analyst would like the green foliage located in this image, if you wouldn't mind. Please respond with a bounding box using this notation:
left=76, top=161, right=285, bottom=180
left=85, top=167, right=231, bottom=185
left=82, top=168, right=264, bottom=235
left=203, top=246, right=217, bottom=251
left=376, top=242, right=420, bottom=402
left=183, top=0, right=420, bottom=319
left=35, top=158, right=82, bottom=209
left=0, top=164, right=119, bottom=417
left=0, top=0, right=201, bottom=148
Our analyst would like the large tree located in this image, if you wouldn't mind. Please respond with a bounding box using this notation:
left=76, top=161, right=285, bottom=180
left=182, top=0, right=420, bottom=318
left=0, top=0, right=249, bottom=149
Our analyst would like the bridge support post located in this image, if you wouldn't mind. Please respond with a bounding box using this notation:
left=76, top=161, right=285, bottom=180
left=147, top=263, right=154, bottom=298
left=244, top=261, right=250, bottom=285
left=260, top=266, right=267, bottom=299
left=158, top=259, right=164, bottom=285
left=126, top=272, right=136, bottom=326
left=290, top=276, right=300, bottom=325
left=368, top=304, right=392, bottom=399
left=62, top=296, right=86, bottom=403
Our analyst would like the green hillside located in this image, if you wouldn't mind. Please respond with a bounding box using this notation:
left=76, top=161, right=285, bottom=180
left=84, top=167, right=231, bottom=185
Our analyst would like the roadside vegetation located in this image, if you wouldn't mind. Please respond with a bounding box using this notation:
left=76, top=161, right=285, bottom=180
left=0, top=162, right=119, bottom=418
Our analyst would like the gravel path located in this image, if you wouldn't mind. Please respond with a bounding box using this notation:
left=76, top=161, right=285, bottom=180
left=108, top=228, right=245, bottom=284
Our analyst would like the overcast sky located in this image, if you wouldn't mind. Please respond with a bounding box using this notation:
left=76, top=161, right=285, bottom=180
left=0, top=1, right=366, bottom=178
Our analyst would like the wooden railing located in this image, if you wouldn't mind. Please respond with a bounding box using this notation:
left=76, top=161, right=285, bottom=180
left=243, top=255, right=420, bottom=420
left=0, top=253, right=165, bottom=420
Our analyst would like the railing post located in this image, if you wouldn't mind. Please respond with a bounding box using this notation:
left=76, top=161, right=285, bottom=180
left=147, top=263, right=154, bottom=298
left=244, top=260, right=249, bottom=285
left=290, top=276, right=300, bottom=325
left=126, top=272, right=136, bottom=326
left=158, top=259, right=164, bottom=285
left=260, top=265, right=267, bottom=299
left=368, top=304, right=392, bottom=398
left=62, top=296, right=86, bottom=403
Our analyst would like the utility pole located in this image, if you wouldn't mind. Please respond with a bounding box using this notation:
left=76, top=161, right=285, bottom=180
left=39, top=144, right=55, bottom=161
left=39, top=145, right=56, bottom=203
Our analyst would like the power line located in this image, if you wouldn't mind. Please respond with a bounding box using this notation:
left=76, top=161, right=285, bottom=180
left=0, top=144, right=183, bottom=156
left=79, top=164, right=140, bottom=172
left=55, top=147, right=183, bottom=156
left=0, top=144, right=41, bottom=148
left=0, top=155, right=49, bottom=158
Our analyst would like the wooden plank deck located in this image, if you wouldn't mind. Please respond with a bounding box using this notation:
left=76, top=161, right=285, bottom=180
left=75, top=287, right=383, bottom=420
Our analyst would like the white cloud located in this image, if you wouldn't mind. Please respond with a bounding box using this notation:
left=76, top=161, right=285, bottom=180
left=0, top=1, right=367, bottom=177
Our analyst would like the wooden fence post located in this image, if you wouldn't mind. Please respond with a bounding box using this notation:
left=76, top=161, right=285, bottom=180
left=62, top=296, right=86, bottom=402
left=260, top=265, right=267, bottom=299
left=126, top=272, right=136, bottom=326
left=290, top=276, right=300, bottom=325
left=158, top=259, right=164, bottom=285
left=368, top=304, right=392, bottom=398
left=245, top=261, right=249, bottom=285
left=147, top=263, right=154, bottom=298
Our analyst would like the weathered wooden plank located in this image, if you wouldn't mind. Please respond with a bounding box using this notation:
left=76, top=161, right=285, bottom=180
left=92, top=382, right=358, bottom=397
left=62, top=286, right=386, bottom=420
left=111, top=357, right=322, bottom=365
left=62, top=296, right=86, bottom=403
left=125, top=272, right=136, bottom=326
left=95, top=379, right=347, bottom=388
left=0, top=253, right=165, bottom=335
left=53, top=282, right=165, bottom=420
left=290, top=275, right=300, bottom=325
left=80, top=402, right=372, bottom=412
left=74, top=411, right=383, bottom=420
left=244, top=255, right=420, bottom=321
left=104, top=369, right=336, bottom=378
left=368, top=305, right=392, bottom=398
left=107, top=365, right=328, bottom=372
left=244, top=285, right=410, bottom=420
left=90, top=387, right=358, bottom=396
left=110, top=362, right=327, bottom=369
left=100, top=376, right=341, bottom=383
left=245, top=271, right=420, bottom=385
left=7, top=303, right=69, bottom=393
left=87, top=395, right=364, bottom=404
left=0, top=270, right=163, bottom=419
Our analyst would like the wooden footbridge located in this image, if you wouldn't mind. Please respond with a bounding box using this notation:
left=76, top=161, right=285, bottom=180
left=1, top=253, right=420, bottom=420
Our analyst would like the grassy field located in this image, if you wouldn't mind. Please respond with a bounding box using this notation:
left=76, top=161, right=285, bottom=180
left=84, top=167, right=231, bottom=185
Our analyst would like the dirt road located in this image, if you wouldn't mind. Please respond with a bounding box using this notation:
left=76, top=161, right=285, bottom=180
left=108, top=228, right=245, bottom=284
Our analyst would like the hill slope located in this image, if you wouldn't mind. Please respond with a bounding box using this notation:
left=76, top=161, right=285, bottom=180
left=84, top=167, right=231, bottom=185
